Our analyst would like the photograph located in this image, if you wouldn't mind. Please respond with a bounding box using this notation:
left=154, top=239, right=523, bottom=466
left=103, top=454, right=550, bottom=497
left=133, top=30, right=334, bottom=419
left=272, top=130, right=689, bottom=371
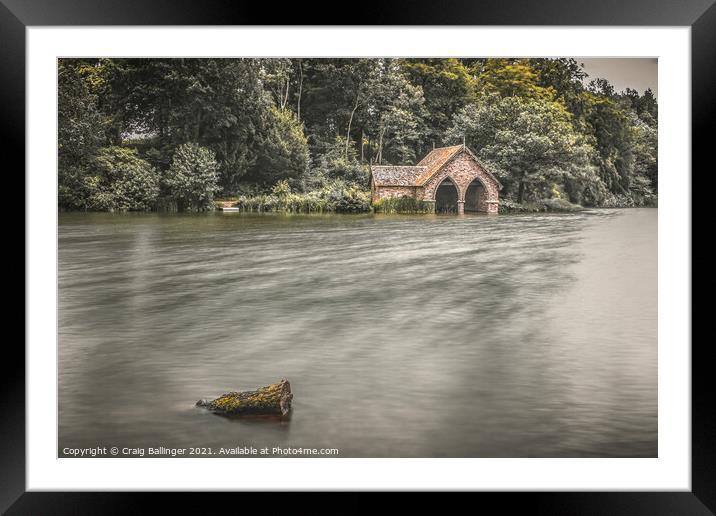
left=7, top=8, right=709, bottom=510
left=57, top=56, right=658, bottom=459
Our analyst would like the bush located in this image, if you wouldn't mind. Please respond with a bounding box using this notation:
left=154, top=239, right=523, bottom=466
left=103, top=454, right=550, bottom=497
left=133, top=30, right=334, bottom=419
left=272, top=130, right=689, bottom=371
left=331, top=186, right=371, bottom=213
left=164, top=143, right=220, bottom=211
left=303, top=136, right=370, bottom=190
left=85, top=147, right=159, bottom=211
left=540, top=198, right=584, bottom=212
left=498, top=199, right=533, bottom=213
left=498, top=197, right=583, bottom=213
left=239, top=193, right=278, bottom=212
left=232, top=180, right=371, bottom=214
left=372, top=196, right=434, bottom=214
left=58, top=164, right=94, bottom=210
left=246, top=107, right=310, bottom=186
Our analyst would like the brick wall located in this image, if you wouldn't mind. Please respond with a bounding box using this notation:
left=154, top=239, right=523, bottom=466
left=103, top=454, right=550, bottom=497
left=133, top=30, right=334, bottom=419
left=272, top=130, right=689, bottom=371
left=422, top=152, right=499, bottom=213
left=371, top=186, right=420, bottom=203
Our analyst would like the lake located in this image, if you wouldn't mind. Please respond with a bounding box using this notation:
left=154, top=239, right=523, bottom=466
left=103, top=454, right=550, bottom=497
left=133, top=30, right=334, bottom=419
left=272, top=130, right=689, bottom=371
left=58, top=208, right=657, bottom=457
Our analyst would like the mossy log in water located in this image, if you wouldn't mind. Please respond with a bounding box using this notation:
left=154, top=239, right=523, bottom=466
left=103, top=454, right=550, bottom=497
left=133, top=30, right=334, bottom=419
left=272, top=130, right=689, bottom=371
left=196, top=378, right=293, bottom=417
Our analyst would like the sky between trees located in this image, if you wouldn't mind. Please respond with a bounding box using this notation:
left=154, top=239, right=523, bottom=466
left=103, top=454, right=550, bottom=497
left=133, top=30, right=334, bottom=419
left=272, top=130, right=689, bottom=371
left=577, top=58, right=657, bottom=97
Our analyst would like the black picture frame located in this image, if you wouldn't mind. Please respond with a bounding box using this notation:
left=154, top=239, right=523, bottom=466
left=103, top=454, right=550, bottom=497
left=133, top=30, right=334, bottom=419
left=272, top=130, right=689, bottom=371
left=5, top=0, right=711, bottom=512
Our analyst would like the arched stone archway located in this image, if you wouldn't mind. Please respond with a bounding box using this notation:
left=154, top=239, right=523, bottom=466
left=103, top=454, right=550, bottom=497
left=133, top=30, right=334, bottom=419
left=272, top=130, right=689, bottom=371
left=435, top=177, right=459, bottom=214
left=421, top=151, right=500, bottom=214
left=465, top=178, right=488, bottom=212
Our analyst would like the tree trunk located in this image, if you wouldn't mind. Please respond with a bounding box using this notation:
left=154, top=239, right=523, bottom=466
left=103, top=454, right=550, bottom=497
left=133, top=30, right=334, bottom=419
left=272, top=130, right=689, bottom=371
left=196, top=378, right=293, bottom=417
left=345, top=92, right=360, bottom=160
left=360, top=129, right=365, bottom=162
left=297, top=60, right=303, bottom=122
left=517, top=179, right=526, bottom=203
left=377, top=126, right=385, bottom=165
left=281, top=77, right=290, bottom=110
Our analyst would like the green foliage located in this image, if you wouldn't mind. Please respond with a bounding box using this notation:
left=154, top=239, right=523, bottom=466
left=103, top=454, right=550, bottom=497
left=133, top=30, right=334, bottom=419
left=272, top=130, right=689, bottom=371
left=498, top=198, right=583, bottom=213
left=58, top=164, right=96, bottom=210
left=473, top=58, right=557, bottom=101
left=57, top=57, right=657, bottom=212
left=164, top=143, right=220, bottom=211
left=271, top=179, right=292, bottom=199
left=498, top=199, right=536, bottom=213
left=85, top=147, right=159, bottom=211
left=540, top=198, right=584, bottom=212
left=304, top=136, right=369, bottom=190
left=629, top=112, right=658, bottom=193
left=235, top=180, right=371, bottom=214
left=100, top=58, right=278, bottom=191
left=400, top=58, right=475, bottom=141
left=58, top=60, right=109, bottom=210
left=329, top=185, right=372, bottom=213
left=372, top=196, right=434, bottom=214
left=58, top=61, right=107, bottom=166
left=358, top=60, right=429, bottom=164
left=447, top=95, right=598, bottom=204
left=247, top=107, right=310, bottom=187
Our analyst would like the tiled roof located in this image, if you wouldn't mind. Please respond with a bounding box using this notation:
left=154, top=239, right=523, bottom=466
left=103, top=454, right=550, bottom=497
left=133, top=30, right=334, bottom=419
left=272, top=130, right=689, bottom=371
left=415, top=145, right=463, bottom=185
left=370, top=145, right=503, bottom=189
left=370, top=166, right=426, bottom=187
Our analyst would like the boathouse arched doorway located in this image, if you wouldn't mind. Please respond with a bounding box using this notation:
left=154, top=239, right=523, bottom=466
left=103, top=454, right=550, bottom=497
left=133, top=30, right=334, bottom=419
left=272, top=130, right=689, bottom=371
left=465, top=178, right=487, bottom=213
left=435, top=178, right=459, bottom=214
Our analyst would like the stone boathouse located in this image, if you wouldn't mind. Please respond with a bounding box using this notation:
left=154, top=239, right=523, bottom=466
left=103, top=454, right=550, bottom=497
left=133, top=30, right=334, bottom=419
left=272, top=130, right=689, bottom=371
left=369, top=145, right=501, bottom=214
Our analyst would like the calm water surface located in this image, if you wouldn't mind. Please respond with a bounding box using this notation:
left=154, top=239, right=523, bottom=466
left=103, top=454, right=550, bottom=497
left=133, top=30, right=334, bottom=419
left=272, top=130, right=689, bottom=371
left=58, top=209, right=657, bottom=457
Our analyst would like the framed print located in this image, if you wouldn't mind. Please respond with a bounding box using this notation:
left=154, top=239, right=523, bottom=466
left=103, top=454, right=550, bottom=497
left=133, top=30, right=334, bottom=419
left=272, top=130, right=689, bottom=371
left=6, top=0, right=712, bottom=512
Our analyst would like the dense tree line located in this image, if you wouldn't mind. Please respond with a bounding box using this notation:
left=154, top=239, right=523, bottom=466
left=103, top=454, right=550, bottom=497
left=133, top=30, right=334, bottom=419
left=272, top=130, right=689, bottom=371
left=58, top=58, right=657, bottom=211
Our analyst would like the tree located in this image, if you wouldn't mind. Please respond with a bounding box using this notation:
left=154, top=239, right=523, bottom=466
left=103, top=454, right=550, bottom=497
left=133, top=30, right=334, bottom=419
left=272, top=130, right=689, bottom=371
left=58, top=60, right=108, bottom=209
left=164, top=143, right=220, bottom=210
left=400, top=58, right=475, bottom=144
left=637, top=88, right=658, bottom=120
left=260, top=59, right=294, bottom=111
left=297, top=59, right=374, bottom=157
left=629, top=112, right=658, bottom=194
left=247, top=107, right=310, bottom=187
left=306, top=136, right=368, bottom=189
left=58, top=61, right=107, bottom=164
left=85, top=147, right=159, bottom=211
left=447, top=95, right=597, bottom=204
left=529, top=58, right=592, bottom=128
left=102, top=58, right=273, bottom=192
left=582, top=89, right=635, bottom=195
left=359, top=60, right=428, bottom=165
left=56, top=57, right=657, bottom=210
left=473, top=58, right=557, bottom=101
